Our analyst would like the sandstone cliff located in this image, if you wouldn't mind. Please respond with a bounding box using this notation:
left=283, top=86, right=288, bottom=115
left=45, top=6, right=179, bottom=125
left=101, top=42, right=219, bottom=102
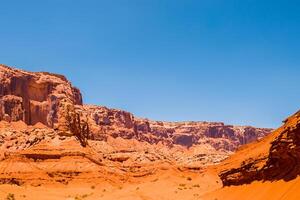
left=0, top=64, right=273, bottom=185
left=0, top=65, right=82, bottom=128
left=219, top=110, right=300, bottom=186
left=0, top=64, right=271, bottom=152
left=83, top=104, right=271, bottom=151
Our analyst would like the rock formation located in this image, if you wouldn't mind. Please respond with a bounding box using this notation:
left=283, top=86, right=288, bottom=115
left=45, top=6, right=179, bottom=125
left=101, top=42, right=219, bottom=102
left=82, top=105, right=271, bottom=151
left=219, top=110, right=300, bottom=186
left=0, top=65, right=82, bottom=128
left=0, top=64, right=272, bottom=185
left=0, top=64, right=271, bottom=151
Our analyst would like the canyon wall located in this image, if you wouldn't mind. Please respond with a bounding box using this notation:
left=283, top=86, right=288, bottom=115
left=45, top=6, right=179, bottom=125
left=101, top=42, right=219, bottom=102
left=82, top=105, right=271, bottom=151
left=0, top=65, right=82, bottom=129
left=0, top=64, right=272, bottom=152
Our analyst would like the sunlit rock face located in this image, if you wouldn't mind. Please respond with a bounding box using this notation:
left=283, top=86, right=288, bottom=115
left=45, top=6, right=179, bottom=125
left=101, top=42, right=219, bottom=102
left=0, top=64, right=274, bottom=186
left=0, top=64, right=272, bottom=152
left=82, top=106, right=272, bottom=151
left=219, top=111, right=300, bottom=186
left=0, top=65, right=82, bottom=128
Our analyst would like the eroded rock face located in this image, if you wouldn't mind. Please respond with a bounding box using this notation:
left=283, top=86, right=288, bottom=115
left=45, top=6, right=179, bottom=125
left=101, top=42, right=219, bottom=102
left=81, top=105, right=271, bottom=151
left=219, top=110, right=300, bottom=186
left=0, top=64, right=274, bottom=185
left=0, top=65, right=82, bottom=129
left=0, top=95, right=24, bottom=122
left=0, top=64, right=272, bottom=152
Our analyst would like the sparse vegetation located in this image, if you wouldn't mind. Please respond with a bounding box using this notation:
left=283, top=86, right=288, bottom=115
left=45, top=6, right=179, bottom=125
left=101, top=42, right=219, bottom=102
left=65, top=104, right=90, bottom=147
left=187, top=177, right=192, bottom=181
left=193, top=184, right=200, bottom=187
left=74, top=193, right=91, bottom=200
left=6, top=193, right=15, bottom=200
left=91, top=185, right=95, bottom=189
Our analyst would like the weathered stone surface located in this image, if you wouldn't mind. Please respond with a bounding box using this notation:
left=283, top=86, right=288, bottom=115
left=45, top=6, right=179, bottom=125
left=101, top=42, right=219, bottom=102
left=0, top=65, right=82, bottom=129
left=0, top=64, right=272, bottom=152
left=219, top=110, right=300, bottom=186
left=0, top=95, right=24, bottom=122
left=0, top=64, right=274, bottom=186
left=83, top=106, right=271, bottom=151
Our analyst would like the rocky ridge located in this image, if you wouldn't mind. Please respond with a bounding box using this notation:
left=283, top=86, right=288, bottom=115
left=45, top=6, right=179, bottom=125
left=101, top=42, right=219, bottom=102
left=219, top=110, right=300, bottom=186
left=0, top=64, right=271, bottom=151
left=0, top=64, right=272, bottom=185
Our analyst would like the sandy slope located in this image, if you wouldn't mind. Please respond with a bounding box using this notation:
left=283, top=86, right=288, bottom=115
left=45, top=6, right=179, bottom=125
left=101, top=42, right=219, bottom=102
left=0, top=122, right=296, bottom=200
left=202, top=177, right=300, bottom=200
left=1, top=174, right=299, bottom=200
left=200, top=111, right=300, bottom=200
left=0, top=169, right=221, bottom=200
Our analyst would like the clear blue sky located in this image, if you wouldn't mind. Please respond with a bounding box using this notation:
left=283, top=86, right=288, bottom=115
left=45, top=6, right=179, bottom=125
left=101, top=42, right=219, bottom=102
left=0, top=0, right=299, bottom=128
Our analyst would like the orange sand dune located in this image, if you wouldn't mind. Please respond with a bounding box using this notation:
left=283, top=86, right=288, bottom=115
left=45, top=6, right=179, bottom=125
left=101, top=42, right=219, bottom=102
left=203, top=177, right=300, bottom=200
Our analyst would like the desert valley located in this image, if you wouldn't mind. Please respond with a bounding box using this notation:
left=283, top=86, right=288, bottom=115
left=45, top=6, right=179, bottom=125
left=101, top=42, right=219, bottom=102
left=0, top=64, right=299, bottom=200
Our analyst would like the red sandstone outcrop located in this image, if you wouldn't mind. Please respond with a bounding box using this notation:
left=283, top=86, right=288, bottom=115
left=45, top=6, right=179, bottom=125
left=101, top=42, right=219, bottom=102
left=0, top=64, right=274, bottom=185
left=0, top=64, right=271, bottom=152
left=0, top=65, right=82, bottom=132
left=83, top=104, right=271, bottom=151
left=219, top=110, right=300, bottom=186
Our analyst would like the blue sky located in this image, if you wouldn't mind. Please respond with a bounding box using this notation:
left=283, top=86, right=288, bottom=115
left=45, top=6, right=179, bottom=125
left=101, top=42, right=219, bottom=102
left=0, top=0, right=299, bottom=128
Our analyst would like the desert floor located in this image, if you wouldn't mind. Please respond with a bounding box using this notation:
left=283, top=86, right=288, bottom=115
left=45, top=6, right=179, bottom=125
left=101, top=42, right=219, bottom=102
left=0, top=169, right=221, bottom=200
left=1, top=170, right=300, bottom=200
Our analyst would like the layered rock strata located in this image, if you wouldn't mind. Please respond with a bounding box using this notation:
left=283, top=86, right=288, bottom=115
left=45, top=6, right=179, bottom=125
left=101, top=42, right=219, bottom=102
left=0, top=64, right=273, bottom=185
left=219, top=110, right=300, bottom=186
